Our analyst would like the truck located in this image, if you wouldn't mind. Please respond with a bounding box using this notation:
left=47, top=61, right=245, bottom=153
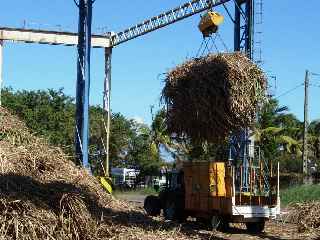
left=111, top=168, right=140, bottom=189
left=144, top=159, right=280, bottom=233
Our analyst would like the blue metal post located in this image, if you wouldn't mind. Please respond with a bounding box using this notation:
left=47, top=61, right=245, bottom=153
left=234, top=0, right=241, bottom=52
left=232, top=0, right=254, bottom=192
left=83, top=0, right=92, bottom=170
left=75, top=0, right=93, bottom=170
left=75, top=0, right=86, bottom=165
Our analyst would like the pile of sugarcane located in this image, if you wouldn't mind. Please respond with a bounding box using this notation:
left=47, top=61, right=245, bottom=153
left=288, top=202, right=320, bottom=232
left=0, top=107, right=206, bottom=240
left=162, top=52, right=266, bottom=143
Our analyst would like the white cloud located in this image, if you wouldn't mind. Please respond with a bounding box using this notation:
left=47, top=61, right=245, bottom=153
left=131, top=116, right=145, bottom=125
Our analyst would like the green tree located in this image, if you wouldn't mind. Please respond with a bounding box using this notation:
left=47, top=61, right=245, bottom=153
left=255, top=98, right=302, bottom=172
left=1, top=87, right=138, bottom=174
left=2, top=87, right=75, bottom=152
left=126, top=122, right=163, bottom=177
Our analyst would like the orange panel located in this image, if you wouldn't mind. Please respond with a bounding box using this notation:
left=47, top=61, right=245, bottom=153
left=209, top=162, right=226, bottom=197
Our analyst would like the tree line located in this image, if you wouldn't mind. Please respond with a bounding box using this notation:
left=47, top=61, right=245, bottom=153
left=2, top=87, right=320, bottom=176
left=1, top=87, right=164, bottom=177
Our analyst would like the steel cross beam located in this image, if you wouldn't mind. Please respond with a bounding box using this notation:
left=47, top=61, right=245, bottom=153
left=111, top=0, right=231, bottom=46
left=0, top=27, right=110, bottom=48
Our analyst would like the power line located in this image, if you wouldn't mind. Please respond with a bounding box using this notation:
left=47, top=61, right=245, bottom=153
left=274, top=83, right=304, bottom=99
left=310, top=83, right=320, bottom=88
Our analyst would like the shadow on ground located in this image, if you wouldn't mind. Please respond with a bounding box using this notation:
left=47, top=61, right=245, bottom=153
left=0, top=174, right=294, bottom=240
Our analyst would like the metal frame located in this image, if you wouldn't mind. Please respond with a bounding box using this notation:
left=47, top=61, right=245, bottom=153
left=111, top=0, right=231, bottom=46
left=0, top=0, right=258, bottom=173
left=104, top=47, right=112, bottom=176
left=75, top=0, right=93, bottom=169
left=234, top=0, right=253, bottom=58
left=0, top=27, right=110, bottom=47
left=231, top=0, right=256, bottom=193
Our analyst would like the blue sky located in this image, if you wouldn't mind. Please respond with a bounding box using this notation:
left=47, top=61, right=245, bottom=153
left=0, top=0, right=319, bottom=124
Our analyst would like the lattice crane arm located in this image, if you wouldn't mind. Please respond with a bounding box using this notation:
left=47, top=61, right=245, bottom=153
left=112, top=0, right=231, bottom=46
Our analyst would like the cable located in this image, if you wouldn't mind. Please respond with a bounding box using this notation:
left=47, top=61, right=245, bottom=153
left=232, top=0, right=247, bottom=20
left=310, top=84, right=320, bottom=88
left=222, top=3, right=235, bottom=23
left=73, top=0, right=79, bottom=7
left=275, top=83, right=304, bottom=99
left=209, top=34, right=219, bottom=53
left=196, top=39, right=206, bottom=57
left=216, top=32, right=229, bottom=52
left=201, top=37, right=211, bottom=56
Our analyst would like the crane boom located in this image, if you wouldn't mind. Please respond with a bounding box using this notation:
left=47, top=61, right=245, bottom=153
left=112, top=0, right=231, bottom=46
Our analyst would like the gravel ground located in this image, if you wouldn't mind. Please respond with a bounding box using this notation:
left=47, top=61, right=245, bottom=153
left=114, top=193, right=320, bottom=240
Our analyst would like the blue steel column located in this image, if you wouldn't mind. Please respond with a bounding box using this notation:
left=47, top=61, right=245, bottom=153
left=233, top=0, right=254, bottom=192
left=234, top=0, right=241, bottom=52
left=245, top=0, right=254, bottom=59
left=75, top=0, right=86, bottom=165
left=75, top=0, right=93, bottom=170
left=83, top=0, right=93, bottom=170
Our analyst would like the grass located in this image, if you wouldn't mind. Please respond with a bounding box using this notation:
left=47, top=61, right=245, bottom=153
left=113, top=187, right=158, bottom=197
left=281, top=184, right=320, bottom=206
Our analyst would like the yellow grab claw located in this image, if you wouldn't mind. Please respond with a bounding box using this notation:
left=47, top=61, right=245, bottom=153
left=199, top=11, right=224, bottom=37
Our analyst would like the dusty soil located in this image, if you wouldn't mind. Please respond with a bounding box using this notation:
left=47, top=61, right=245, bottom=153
left=115, top=193, right=320, bottom=240
left=116, top=192, right=147, bottom=205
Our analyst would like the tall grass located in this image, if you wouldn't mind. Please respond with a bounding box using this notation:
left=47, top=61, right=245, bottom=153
left=281, top=184, right=320, bottom=206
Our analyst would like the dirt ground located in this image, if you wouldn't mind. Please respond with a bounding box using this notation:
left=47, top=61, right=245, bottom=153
left=115, top=192, right=320, bottom=240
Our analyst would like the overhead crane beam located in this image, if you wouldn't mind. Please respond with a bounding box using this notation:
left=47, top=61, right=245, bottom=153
left=0, top=27, right=110, bottom=48
left=112, top=0, right=231, bottom=46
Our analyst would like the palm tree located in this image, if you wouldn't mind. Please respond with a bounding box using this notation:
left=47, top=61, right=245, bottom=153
left=149, top=108, right=192, bottom=168
left=255, top=99, right=302, bottom=161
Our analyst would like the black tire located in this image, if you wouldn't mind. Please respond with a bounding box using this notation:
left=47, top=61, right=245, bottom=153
left=144, top=195, right=161, bottom=216
left=211, top=215, right=229, bottom=232
left=245, top=221, right=265, bottom=233
left=163, top=198, right=176, bottom=220
left=163, top=194, right=186, bottom=222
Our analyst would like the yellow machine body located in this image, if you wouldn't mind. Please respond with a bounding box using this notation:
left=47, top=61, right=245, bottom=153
left=183, top=161, right=279, bottom=217
left=184, top=162, right=231, bottom=213
left=198, top=11, right=224, bottom=36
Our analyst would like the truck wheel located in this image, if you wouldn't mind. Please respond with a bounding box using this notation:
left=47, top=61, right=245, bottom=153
left=245, top=221, right=265, bottom=233
left=144, top=195, right=161, bottom=216
left=164, top=200, right=176, bottom=220
left=163, top=198, right=186, bottom=222
left=211, top=215, right=229, bottom=232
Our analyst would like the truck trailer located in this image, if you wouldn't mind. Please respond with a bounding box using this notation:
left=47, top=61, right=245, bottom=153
left=144, top=160, right=280, bottom=233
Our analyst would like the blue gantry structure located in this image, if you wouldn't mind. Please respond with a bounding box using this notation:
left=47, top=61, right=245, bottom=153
left=75, top=0, right=256, bottom=178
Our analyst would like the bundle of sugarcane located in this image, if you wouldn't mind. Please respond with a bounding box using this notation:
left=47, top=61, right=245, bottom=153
left=0, top=107, right=205, bottom=240
left=0, top=107, right=127, bottom=239
left=162, top=52, right=266, bottom=143
left=287, top=201, right=320, bottom=232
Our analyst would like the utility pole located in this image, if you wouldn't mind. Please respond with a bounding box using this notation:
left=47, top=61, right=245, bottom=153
left=303, top=70, right=309, bottom=175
